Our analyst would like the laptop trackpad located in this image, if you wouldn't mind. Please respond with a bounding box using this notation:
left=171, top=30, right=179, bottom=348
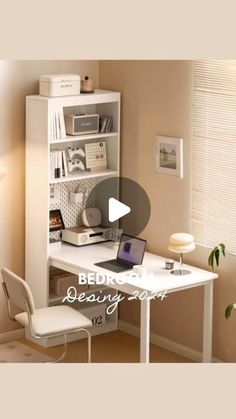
left=95, top=259, right=132, bottom=273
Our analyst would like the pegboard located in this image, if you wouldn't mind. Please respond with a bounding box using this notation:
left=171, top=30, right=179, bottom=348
left=49, top=178, right=96, bottom=240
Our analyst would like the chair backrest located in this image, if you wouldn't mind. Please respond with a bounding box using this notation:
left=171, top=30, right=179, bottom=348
left=1, top=268, right=35, bottom=315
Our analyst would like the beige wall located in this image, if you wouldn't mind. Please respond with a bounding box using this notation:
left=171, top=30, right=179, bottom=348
left=99, top=60, right=236, bottom=362
left=0, top=60, right=99, bottom=333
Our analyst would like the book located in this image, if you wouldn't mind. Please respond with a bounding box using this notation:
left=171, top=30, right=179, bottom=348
left=99, top=116, right=108, bottom=133
left=62, top=150, right=68, bottom=177
left=59, top=108, right=66, bottom=139
left=105, top=117, right=112, bottom=132
left=57, top=150, right=63, bottom=178
left=54, top=151, right=59, bottom=178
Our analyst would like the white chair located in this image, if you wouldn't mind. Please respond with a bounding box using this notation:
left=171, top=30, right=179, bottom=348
left=1, top=268, right=92, bottom=362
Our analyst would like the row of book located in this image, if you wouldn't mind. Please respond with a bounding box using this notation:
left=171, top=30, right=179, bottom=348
left=50, top=150, right=68, bottom=179
left=50, top=107, right=66, bottom=141
left=99, top=116, right=113, bottom=133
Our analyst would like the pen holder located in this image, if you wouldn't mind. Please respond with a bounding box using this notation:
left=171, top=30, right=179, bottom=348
left=70, top=191, right=84, bottom=204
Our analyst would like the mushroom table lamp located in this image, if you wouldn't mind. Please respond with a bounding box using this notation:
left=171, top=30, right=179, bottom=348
left=168, top=233, right=195, bottom=275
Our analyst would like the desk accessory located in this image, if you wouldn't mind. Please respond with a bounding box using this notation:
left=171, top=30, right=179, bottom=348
left=67, top=147, right=85, bottom=160
left=49, top=209, right=65, bottom=232
left=82, top=208, right=102, bottom=227
left=85, top=142, right=107, bottom=171
left=95, top=233, right=147, bottom=273
left=165, top=259, right=175, bottom=270
left=62, top=225, right=111, bottom=246
left=65, top=113, right=99, bottom=136
left=68, top=159, right=85, bottom=173
left=168, top=233, right=195, bottom=275
left=80, top=76, right=94, bottom=94
left=40, top=74, right=80, bottom=97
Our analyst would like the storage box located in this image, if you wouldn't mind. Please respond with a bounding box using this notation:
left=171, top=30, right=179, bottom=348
left=50, top=271, right=88, bottom=297
left=80, top=304, right=107, bottom=327
left=39, top=74, right=80, bottom=97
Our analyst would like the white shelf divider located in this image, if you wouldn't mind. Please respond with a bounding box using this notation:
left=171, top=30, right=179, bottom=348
left=50, top=132, right=118, bottom=145
left=50, top=169, right=118, bottom=184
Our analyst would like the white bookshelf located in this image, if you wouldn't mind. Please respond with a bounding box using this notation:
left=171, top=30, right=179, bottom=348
left=25, top=90, right=121, bottom=346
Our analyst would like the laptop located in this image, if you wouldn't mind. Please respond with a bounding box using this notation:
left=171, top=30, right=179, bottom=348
left=94, top=233, right=147, bottom=273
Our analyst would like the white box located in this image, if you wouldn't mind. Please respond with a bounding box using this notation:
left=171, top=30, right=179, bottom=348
left=39, top=74, right=80, bottom=97
left=80, top=304, right=107, bottom=327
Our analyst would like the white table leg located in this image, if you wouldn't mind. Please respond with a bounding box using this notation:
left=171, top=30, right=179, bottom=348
left=140, top=299, right=150, bottom=363
left=203, top=281, right=213, bottom=362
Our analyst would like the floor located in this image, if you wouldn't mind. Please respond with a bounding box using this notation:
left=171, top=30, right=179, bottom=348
left=19, top=330, right=191, bottom=363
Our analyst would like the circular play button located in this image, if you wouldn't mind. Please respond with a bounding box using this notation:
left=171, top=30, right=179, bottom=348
left=84, top=176, right=151, bottom=237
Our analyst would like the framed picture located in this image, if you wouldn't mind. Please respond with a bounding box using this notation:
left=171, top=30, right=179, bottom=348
left=49, top=209, right=65, bottom=232
left=155, top=136, right=183, bottom=178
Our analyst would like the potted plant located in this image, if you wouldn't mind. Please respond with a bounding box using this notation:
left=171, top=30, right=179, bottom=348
left=207, top=243, right=234, bottom=320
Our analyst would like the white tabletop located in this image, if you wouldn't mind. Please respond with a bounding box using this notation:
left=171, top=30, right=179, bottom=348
left=49, top=242, right=218, bottom=295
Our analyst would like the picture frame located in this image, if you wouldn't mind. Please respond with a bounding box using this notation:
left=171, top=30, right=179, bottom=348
left=155, top=135, right=183, bottom=178
left=49, top=209, right=65, bottom=232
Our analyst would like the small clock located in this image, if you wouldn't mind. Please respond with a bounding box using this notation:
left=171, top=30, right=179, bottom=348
left=82, top=208, right=102, bottom=227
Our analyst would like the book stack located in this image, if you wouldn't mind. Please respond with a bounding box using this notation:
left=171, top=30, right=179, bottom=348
left=50, top=107, right=66, bottom=141
left=99, top=116, right=113, bottom=133
left=50, top=150, right=68, bottom=179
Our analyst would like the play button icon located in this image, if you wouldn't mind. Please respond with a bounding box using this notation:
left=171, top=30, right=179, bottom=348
left=85, top=176, right=151, bottom=237
left=108, top=198, right=131, bottom=222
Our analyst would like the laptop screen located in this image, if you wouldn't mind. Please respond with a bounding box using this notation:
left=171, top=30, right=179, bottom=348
left=117, top=234, right=147, bottom=265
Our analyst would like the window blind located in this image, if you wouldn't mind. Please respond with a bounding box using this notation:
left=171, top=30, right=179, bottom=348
left=192, top=60, right=236, bottom=254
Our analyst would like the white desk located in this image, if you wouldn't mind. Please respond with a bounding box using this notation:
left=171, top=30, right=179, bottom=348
left=49, top=242, right=218, bottom=363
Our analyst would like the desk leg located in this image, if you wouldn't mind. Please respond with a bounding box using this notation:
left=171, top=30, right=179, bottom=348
left=140, top=299, right=150, bottom=363
left=203, top=281, right=213, bottom=362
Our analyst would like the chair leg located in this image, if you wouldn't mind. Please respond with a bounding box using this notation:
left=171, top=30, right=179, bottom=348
left=79, top=328, right=91, bottom=363
left=87, top=331, right=91, bottom=363
left=49, top=334, right=67, bottom=363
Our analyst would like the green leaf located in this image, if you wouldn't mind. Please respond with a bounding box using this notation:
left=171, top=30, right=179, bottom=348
left=215, top=248, right=220, bottom=266
left=208, top=243, right=226, bottom=270
left=225, top=303, right=234, bottom=319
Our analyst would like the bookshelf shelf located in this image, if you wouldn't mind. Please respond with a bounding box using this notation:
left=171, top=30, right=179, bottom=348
left=50, top=132, right=118, bottom=145
left=50, top=169, right=118, bottom=184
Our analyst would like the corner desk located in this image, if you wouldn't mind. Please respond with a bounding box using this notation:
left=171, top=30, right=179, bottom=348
left=49, top=242, right=218, bottom=363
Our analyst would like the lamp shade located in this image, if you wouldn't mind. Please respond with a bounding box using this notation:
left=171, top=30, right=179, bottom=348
left=0, top=165, right=7, bottom=180
left=168, top=233, right=195, bottom=254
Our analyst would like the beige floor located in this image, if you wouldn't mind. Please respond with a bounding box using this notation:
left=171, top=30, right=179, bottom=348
left=19, top=330, right=191, bottom=363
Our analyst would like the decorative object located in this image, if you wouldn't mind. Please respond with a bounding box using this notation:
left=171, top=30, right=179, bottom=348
left=208, top=243, right=225, bottom=269
left=80, top=76, right=94, bottom=94
left=155, top=136, right=183, bottom=178
left=49, top=209, right=65, bottom=232
left=39, top=74, right=81, bottom=97
left=0, top=165, right=7, bottom=180
left=82, top=207, right=102, bottom=227
left=165, top=259, right=175, bottom=270
left=168, top=233, right=195, bottom=275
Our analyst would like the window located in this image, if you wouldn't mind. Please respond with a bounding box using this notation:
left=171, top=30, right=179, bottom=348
left=191, top=60, right=236, bottom=253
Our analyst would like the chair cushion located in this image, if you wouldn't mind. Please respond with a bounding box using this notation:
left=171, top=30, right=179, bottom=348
left=15, top=305, right=92, bottom=337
